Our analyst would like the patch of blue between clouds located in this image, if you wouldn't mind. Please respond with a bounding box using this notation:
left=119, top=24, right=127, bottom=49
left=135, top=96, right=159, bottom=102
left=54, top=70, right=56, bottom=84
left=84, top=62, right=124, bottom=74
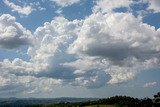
left=62, top=0, right=93, bottom=20
left=130, top=2, right=148, bottom=17
left=143, top=13, right=160, bottom=30
left=0, top=46, right=31, bottom=61
left=113, top=7, right=128, bottom=13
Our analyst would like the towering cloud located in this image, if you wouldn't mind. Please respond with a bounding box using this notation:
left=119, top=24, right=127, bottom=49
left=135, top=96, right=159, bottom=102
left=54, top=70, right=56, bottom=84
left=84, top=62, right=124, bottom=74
left=68, top=12, right=160, bottom=84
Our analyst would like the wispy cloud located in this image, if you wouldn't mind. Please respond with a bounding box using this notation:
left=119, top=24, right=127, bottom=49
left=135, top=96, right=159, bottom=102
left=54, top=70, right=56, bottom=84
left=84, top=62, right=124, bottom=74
left=143, top=82, right=157, bottom=88
left=3, top=0, right=33, bottom=15
left=50, top=0, right=80, bottom=7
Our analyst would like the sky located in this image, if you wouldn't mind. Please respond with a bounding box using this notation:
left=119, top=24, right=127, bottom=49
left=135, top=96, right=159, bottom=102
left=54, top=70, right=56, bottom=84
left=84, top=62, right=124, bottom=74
left=0, top=0, right=160, bottom=98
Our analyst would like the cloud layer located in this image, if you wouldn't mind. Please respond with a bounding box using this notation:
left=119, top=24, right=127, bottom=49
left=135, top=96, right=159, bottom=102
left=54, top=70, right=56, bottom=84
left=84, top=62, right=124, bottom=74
left=0, top=0, right=160, bottom=96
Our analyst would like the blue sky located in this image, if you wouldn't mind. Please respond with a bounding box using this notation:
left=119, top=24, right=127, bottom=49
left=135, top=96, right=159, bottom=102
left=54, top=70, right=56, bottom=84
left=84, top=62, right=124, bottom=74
left=0, top=0, right=160, bottom=98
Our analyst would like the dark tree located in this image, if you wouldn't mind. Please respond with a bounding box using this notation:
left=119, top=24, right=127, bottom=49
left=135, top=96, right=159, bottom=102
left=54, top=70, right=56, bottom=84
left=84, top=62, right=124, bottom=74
left=154, top=92, right=160, bottom=102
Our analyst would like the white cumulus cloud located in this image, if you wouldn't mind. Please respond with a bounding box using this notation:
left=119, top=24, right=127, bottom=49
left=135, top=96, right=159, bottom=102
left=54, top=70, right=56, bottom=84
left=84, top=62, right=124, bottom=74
left=93, top=0, right=132, bottom=13
left=68, top=12, right=160, bottom=84
left=0, top=14, right=34, bottom=49
left=147, top=0, right=160, bottom=13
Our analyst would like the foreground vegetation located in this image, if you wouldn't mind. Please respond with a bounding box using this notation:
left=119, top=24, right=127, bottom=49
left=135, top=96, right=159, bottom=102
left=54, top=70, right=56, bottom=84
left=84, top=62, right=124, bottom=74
left=0, top=92, right=160, bottom=107
left=84, top=105, right=116, bottom=107
left=45, top=92, right=160, bottom=107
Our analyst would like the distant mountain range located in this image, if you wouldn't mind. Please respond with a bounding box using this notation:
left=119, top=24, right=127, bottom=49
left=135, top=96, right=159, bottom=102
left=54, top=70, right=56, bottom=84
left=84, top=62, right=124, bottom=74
left=0, top=97, right=99, bottom=106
